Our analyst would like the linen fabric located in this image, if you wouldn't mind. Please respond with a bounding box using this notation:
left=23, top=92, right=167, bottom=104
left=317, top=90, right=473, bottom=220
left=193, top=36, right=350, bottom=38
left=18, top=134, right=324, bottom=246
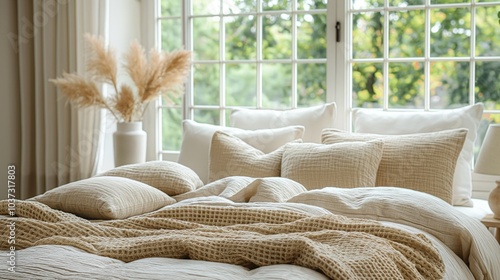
left=209, top=131, right=291, bottom=182
left=281, top=141, right=384, bottom=190
left=178, top=120, right=304, bottom=183
left=321, top=129, right=468, bottom=204
left=98, top=160, right=203, bottom=196
left=352, top=104, right=483, bottom=206
left=32, top=176, right=175, bottom=220
left=230, top=102, right=336, bottom=143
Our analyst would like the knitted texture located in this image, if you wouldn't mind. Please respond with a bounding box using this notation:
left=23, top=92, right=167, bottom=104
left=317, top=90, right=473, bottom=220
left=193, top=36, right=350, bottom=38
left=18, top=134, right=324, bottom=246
left=0, top=200, right=444, bottom=280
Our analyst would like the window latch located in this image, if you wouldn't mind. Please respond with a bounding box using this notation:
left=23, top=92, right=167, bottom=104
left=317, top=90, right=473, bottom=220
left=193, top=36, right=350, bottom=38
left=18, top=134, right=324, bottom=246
left=336, top=22, right=341, bottom=42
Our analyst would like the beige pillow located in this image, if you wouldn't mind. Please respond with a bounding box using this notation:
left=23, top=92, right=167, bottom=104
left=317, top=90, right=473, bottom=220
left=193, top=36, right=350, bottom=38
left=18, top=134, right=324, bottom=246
left=178, top=120, right=305, bottom=183
left=321, top=128, right=468, bottom=204
left=247, top=177, right=307, bottom=203
left=98, top=160, right=203, bottom=196
left=209, top=131, right=293, bottom=182
left=33, top=176, right=175, bottom=220
left=281, top=141, right=384, bottom=190
left=352, top=104, right=483, bottom=206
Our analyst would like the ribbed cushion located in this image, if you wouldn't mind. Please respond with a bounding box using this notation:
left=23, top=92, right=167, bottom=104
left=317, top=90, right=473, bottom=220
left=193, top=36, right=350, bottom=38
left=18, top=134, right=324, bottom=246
left=33, top=176, right=175, bottom=220
left=281, top=141, right=384, bottom=190
left=209, top=131, right=293, bottom=182
left=321, top=129, right=468, bottom=204
left=99, top=160, right=203, bottom=196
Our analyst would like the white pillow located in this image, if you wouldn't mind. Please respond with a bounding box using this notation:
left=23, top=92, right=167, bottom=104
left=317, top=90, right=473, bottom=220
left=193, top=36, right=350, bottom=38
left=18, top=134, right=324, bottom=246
left=352, top=103, right=483, bottom=206
left=230, top=102, right=336, bottom=143
left=178, top=120, right=305, bottom=183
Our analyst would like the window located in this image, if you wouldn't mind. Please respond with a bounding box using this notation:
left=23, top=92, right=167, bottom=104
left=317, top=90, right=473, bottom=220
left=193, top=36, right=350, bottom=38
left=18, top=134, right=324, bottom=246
left=155, top=0, right=499, bottom=159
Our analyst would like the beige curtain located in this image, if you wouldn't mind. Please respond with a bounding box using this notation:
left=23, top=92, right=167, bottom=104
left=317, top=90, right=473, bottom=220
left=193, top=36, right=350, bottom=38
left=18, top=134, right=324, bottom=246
left=15, top=0, right=108, bottom=199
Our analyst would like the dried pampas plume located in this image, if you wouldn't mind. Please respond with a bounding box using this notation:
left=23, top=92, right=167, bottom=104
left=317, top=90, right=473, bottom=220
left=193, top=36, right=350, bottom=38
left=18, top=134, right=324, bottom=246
left=50, top=34, right=191, bottom=122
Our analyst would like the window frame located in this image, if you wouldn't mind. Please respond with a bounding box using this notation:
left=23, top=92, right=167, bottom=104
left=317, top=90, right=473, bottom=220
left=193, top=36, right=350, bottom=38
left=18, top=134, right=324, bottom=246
left=151, top=0, right=500, bottom=163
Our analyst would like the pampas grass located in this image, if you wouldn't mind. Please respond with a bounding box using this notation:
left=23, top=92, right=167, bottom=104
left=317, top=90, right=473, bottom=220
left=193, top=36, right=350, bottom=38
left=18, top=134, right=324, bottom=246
left=50, top=34, right=191, bottom=122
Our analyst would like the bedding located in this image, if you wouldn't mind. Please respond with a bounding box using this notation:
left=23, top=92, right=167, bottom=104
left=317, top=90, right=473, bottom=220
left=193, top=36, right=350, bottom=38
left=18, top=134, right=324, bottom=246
left=321, top=128, right=468, bottom=204
left=230, top=102, right=336, bottom=143
left=1, top=177, right=499, bottom=280
left=178, top=119, right=305, bottom=183
left=352, top=103, right=484, bottom=206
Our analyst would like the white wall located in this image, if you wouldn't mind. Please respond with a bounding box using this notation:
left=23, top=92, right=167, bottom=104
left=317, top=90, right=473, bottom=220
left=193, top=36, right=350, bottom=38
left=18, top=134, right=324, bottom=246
left=99, top=0, right=143, bottom=172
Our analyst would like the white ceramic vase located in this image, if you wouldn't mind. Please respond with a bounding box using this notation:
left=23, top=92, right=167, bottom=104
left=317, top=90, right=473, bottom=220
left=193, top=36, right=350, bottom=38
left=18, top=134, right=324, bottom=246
left=113, top=122, right=147, bottom=167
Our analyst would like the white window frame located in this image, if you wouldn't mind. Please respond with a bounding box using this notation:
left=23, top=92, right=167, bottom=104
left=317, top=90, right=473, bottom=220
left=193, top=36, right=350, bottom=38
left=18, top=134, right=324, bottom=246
left=149, top=0, right=500, bottom=169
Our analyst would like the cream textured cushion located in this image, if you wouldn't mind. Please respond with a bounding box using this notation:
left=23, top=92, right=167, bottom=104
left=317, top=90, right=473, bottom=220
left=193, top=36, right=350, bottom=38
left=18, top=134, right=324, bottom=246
left=281, top=141, right=384, bottom=190
left=322, top=129, right=468, bottom=204
left=99, top=160, right=203, bottom=196
left=246, top=177, right=307, bottom=203
left=352, top=104, right=483, bottom=206
left=230, top=102, right=336, bottom=143
left=178, top=120, right=305, bottom=183
left=209, top=131, right=292, bottom=182
left=33, top=176, right=175, bottom=220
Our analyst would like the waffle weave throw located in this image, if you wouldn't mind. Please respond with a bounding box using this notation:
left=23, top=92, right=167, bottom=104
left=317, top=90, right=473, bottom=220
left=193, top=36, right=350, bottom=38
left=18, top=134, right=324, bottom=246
left=0, top=200, right=444, bottom=280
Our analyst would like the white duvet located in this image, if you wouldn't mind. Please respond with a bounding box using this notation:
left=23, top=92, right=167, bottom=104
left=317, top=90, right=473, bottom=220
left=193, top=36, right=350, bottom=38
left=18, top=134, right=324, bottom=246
left=1, top=178, right=499, bottom=280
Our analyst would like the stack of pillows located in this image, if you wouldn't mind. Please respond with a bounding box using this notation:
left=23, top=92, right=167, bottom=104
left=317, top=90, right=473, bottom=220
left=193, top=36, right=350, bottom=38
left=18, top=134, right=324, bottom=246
left=32, top=102, right=483, bottom=220
left=179, top=102, right=483, bottom=207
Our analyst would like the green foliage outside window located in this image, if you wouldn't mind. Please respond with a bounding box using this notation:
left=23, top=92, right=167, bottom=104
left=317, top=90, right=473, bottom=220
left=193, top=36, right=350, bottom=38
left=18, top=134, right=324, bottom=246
left=159, top=0, right=500, bottom=152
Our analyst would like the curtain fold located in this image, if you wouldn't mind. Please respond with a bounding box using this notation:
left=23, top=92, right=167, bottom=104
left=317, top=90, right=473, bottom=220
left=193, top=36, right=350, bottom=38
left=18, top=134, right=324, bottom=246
left=16, top=0, right=108, bottom=199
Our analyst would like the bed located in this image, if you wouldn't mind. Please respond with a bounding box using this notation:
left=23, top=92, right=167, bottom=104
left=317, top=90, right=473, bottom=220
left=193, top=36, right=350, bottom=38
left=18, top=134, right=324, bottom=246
left=1, top=103, right=499, bottom=279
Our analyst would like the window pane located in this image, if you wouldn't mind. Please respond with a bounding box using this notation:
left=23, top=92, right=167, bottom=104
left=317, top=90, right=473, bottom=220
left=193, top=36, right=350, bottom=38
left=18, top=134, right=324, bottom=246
left=389, top=10, right=425, bottom=58
left=298, top=63, right=326, bottom=107
left=161, top=108, right=182, bottom=151
left=226, top=63, right=256, bottom=106
left=262, top=63, right=292, bottom=108
left=193, top=17, right=220, bottom=60
left=223, top=0, right=256, bottom=13
left=194, top=64, right=220, bottom=105
left=193, top=0, right=220, bottom=15
left=352, top=62, right=383, bottom=108
left=430, top=61, right=470, bottom=109
left=475, top=61, right=500, bottom=108
left=161, top=19, right=182, bottom=51
left=352, top=0, right=383, bottom=10
left=298, top=0, right=327, bottom=10
left=389, top=62, right=425, bottom=108
left=193, top=109, right=220, bottom=125
left=390, top=0, right=424, bottom=7
left=476, top=6, right=500, bottom=56
left=226, top=16, right=257, bottom=60
left=161, top=0, right=181, bottom=16
left=432, top=0, right=469, bottom=4
left=431, top=8, right=471, bottom=57
left=297, top=13, right=327, bottom=59
left=352, top=12, right=384, bottom=59
left=162, top=93, right=182, bottom=107
left=263, top=0, right=291, bottom=11
left=263, top=14, right=292, bottom=59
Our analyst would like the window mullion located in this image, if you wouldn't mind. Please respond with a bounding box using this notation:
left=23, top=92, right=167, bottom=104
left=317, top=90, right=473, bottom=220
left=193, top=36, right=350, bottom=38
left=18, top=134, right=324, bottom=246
left=256, top=1, right=262, bottom=108
left=424, top=0, right=431, bottom=110
left=219, top=0, right=226, bottom=125
left=383, top=0, right=389, bottom=110
left=469, top=1, right=476, bottom=105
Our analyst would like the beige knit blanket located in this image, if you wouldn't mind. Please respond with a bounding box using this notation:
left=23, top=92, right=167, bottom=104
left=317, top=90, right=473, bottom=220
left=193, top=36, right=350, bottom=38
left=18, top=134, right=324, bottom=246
left=0, top=200, right=444, bottom=280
